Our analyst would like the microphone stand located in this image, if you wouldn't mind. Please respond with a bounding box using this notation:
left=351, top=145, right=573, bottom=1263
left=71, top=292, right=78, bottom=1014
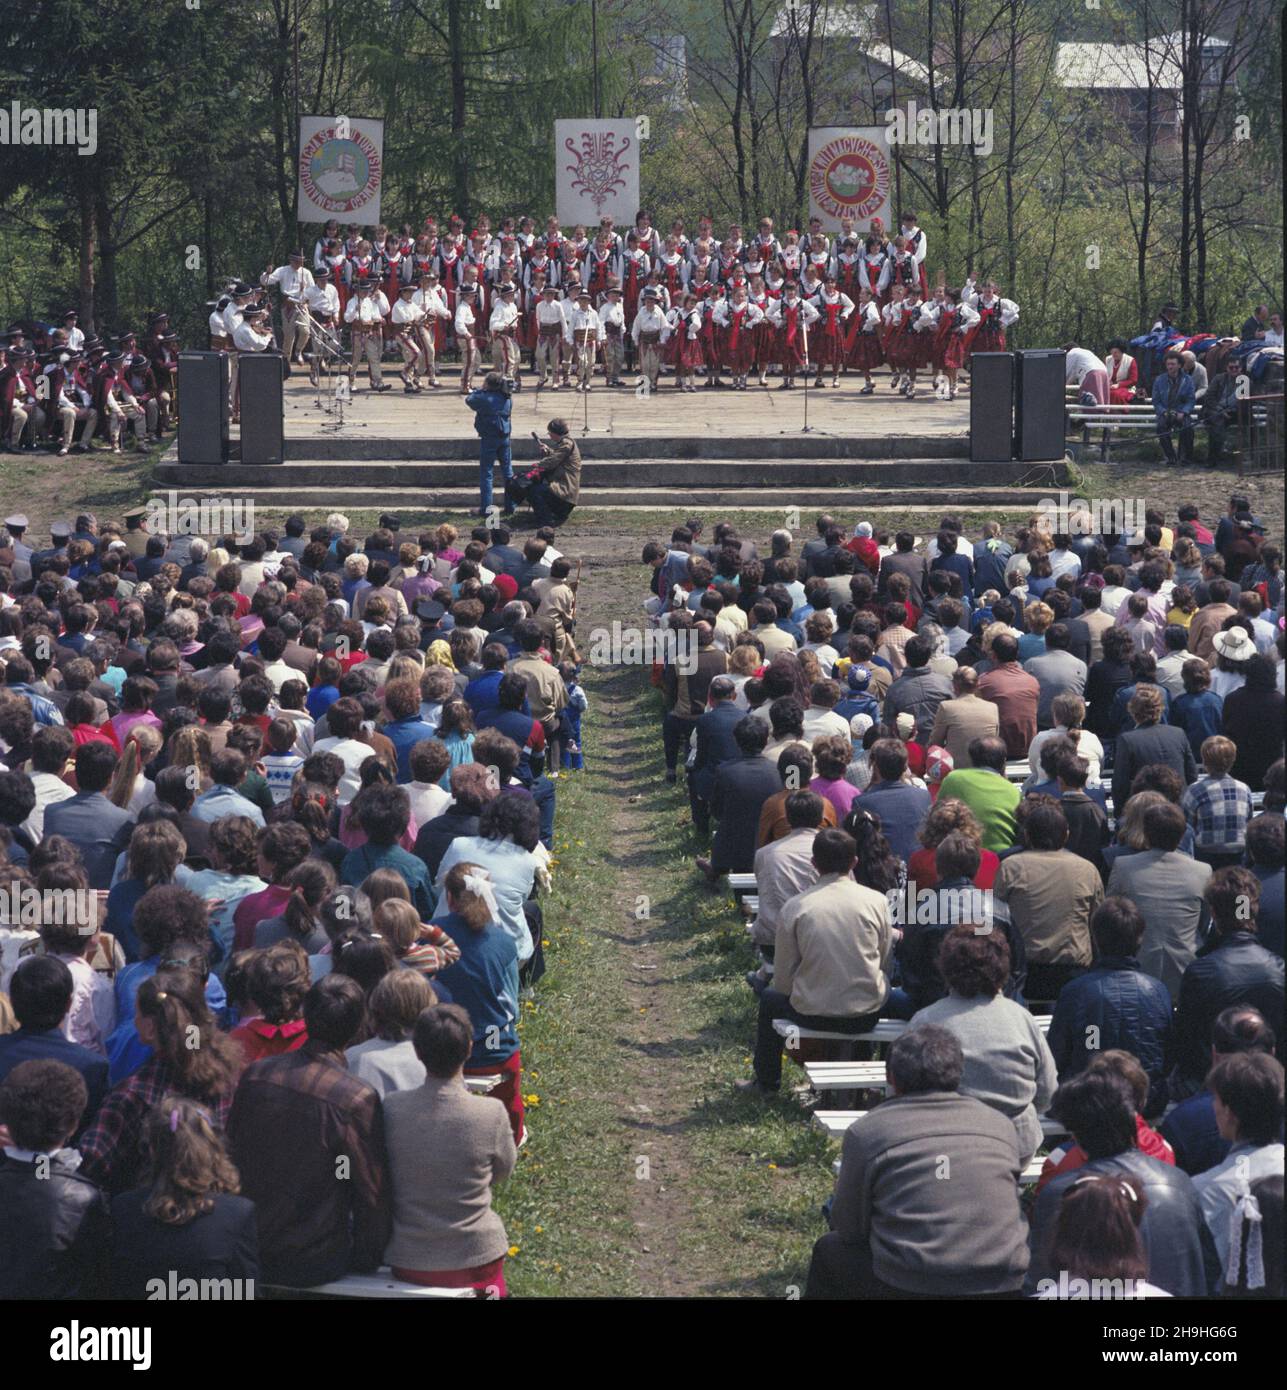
left=801, top=315, right=812, bottom=433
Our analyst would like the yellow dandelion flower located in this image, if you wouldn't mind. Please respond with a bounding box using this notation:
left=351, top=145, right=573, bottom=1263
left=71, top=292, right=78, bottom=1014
left=535, top=1226, right=544, bottom=1234
left=508, top=1245, right=520, bottom=1257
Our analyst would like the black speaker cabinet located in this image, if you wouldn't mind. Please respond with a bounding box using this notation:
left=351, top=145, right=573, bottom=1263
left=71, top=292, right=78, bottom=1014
left=177, top=351, right=229, bottom=465
left=238, top=352, right=286, bottom=465
left=1014, top=349, right=1067, bottom=461
left=970, top=353, right=1014, bottom=462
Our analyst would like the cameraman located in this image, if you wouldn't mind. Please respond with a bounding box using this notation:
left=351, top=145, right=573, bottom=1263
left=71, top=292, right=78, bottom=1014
left=1151, top=349, right=1195, bottom=466
left=1203, top=355, right=1243, bottom=467
left=465, top=371, right=514, bottom=518
left=525, top=418, right=582, bottom=529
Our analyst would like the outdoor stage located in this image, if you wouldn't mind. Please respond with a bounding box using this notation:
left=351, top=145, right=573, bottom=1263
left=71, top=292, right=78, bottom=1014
left=156, top=366, right=1071, bottom=512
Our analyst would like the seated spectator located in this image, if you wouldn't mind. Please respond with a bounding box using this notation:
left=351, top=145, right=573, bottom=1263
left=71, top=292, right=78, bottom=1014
left=809, top=733, right=860, bottom=821
left=1222, top=654, right=1285, bottom=791
left=905, top=797, right=999, bottom=893
left=183, top=817, right=268, bottom=968
left=1048, top=896, right=1173, bottom=1111
left=404, top=739, right=453, bottom=830
left=1163, top=1006, right=1277, bottom=1178
left=382, top=677, right=440, bottom=783
left=1245, top=813, right=1285, bottom=957
left=1027, top=1069, right=1219, bottom=1296
left=748, top=790, right=826, bottom=967
left=1108, top=802, right=1212, bottom=1002
left=232, top=822, right=312, bottom=953
left=229, top=941, right=311, bottom=1063
left=934, top=736, right=1020, bottom=852
left=805, top=1025, right=1029, bottom=1299
left=1173, top=658, right=1224, bottom=760
left=1033, top=1174, right=1166, bottom=1299
left=995, top=795, right=1103, bottom=1001
left=192, top=749, right=267, bottom=829
left=698, top=716, right=783, bottom=881
left=228, top=974, right=390, bottom=1287
left=1028, top=693, right=1104, bottom=785
left=882, top=635, right=953, bottom=743
left=1182, top=735, right=1257, bottom=866
left=1171, top=868, right=1285, bottom=1097
left=1024, top=623, right=1088, bottom=730
left=0, top=956, right=109, bottom=1131
left=976, top=633, right=1039, bottom=758
left=910, top=924, right=1054, bottom=1160
left=0, top=1059, right=108, bottom=1298
left=345, top=970, right=438, bottom=1098
left=738, top=829, right=892, bottom=1095
left=381, top=1002, right=516, bottom=1295
left=106, top=820, right=188, bottom=962
left=253, top=860, right=337, bottom=953
left=800, top=679, right=849, bottom=742
left=36, top=864, right=115, bottom=1056
left=1194, top=1052, right=1286, bottom=1282
left=80, top=967, right=242, bottom=1195
left=857, top=738, right=931, bottom=865
left=1112, top=685, right=1198, bottom=815
left=107, top=1095, right=258, bottom=1300
left=341, top=783, right=435, bottom=918
left=928, top=665, right=999, bottom=768
left=756, top=744, right=839, bottom=846
left=1052, top=749, right=1109, bottom=872
left=1037, top=1049, right=1175, bottom=1193
left=414, top=762, right=497, bottom=882
left=41, top=741, right=135, bottom=889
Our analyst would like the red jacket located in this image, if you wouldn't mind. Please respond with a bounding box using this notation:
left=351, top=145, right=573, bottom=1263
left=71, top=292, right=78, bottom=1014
left=1035, top=1114, right=1175, bottom=1194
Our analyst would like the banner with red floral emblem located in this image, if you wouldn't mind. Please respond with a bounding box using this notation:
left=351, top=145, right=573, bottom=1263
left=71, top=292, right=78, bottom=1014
left=806, top=127, right=891, bottom=233
left=555, top=119, right=640, bottom=228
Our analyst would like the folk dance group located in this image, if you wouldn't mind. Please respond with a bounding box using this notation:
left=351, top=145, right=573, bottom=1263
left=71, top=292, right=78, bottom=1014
left=228, top=208, right=1020, bottom=402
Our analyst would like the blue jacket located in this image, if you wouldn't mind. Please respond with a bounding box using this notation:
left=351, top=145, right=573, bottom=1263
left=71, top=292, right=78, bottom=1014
left=690, top=701, right=744, bottom=801
left=1047, top=956, right=1174, bottom=1115
left=465, top=388, right=512, bottom=441
left=1151, top=370, right=1196, bottom=420
left=383, top=714, right=441, bottom=783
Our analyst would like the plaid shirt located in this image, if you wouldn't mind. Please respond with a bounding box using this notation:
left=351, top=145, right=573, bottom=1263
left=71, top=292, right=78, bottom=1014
left=1181, top=774, right=1256, bottom=849
left=79, top=1058, right=233, bottom=1194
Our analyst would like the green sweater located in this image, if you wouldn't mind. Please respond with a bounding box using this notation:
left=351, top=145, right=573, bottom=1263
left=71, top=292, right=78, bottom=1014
left=936, top=768, right=1020, bottom=851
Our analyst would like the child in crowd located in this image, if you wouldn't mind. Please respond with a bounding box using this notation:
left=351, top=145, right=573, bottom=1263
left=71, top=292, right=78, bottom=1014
left=558, top=661, right=586, bottom=771
left=262, top=718, right=305, bottom=805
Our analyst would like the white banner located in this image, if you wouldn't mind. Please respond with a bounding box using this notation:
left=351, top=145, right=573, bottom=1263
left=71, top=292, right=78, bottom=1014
left=555, top=119, right=640, bottom=228
left=297, top=115, right=384, bottom=224
left=806, top=127, right=892, bottom=234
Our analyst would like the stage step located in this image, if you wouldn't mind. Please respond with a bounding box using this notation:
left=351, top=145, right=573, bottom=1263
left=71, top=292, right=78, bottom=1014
left=156, top=457, right=1064, bottom=492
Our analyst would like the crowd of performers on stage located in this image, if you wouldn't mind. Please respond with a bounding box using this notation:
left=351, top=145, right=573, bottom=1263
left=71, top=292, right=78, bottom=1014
left=218, top=208, right=1020, bottom=400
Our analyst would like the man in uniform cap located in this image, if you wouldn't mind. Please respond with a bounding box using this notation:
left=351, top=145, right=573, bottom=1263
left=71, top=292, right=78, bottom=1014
left=488, top=282, right=522, bottom=387
left=28, top=520, right=73, bottom=573
left=121, top=504, right=152, bottom=560
left=3, top=513, right=32, bottom=564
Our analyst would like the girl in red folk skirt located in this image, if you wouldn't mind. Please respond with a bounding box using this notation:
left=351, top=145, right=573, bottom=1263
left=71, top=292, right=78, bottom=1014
left=703, top=284, right=728, bottom=387
left=881, top=283, right=909, bottom=391
left=936, top=288, right=977, bottom=400
left=885, top=287, right=925, bottom=398
left=667, top=293, right=705, bottom=392
left=718, top=284, right=762, bottom=390
left=812, top=277, right=855, bottom=388
left=964, top=281, right=1018, bottom=359
left=748, top=276, right=775, bottom=387
left=846, top=287, right=884, bottom=394
left=773, top=284, right=819, bottom=390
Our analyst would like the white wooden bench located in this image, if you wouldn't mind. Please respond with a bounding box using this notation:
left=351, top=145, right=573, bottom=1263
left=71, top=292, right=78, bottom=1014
left=264, top=1268, right=478, bottom=1299
left=465, top=1075, right=503, bottom=1094
left=782, top=1016, right=1049, bottom=1061
left=812, top=1110, right=1068, bottom=1141
left=1065, top=393, right=1159, bottom=463
left=728, top=873, right=757, bottom=892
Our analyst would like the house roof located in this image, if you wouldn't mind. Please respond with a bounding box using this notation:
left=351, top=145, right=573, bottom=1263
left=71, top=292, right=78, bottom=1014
left=1055, top=32, right=1229, bottom=91
left=770, top=5, right=930, bottom=84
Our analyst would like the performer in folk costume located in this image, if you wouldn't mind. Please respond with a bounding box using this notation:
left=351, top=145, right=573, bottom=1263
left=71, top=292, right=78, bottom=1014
left=303, top=267, right=341, bottom=388
left=845, top=286, right=884, bottom=394
left=877, top=236, right=919, bottom=301
left=963, top=280, right=1019, bottom=358
left=542, top=214, right=564, bottom=262
left=520, top=268, right=546, bottom=369
left=640, top=266, right=671, bottom=316
left=524, top=241, right=560, bottom=296
left=489, top=282, right=523, bottom=386
left=687, top=260, right=715, bottom=308
left=667, top=293, right=706, bottom=392
left=669, top=216, right=690, bottom=258
left=633, top=209, right=663, bottom=260
left=886, top=286, right=925, bottom=397
left=769, top=282, right=818, bottom=390
left=565, top=224, right=590, bottom=263
left=834, top=236, right=863, bottom=298
left=409, top=235, right=439, bottom=290
left=261, top=250, right=315, bottom=365
left=488, top=235, right=524, bottom=290
left=534, top=283, right=568, bottom=389
left=344, top=278, right=391, bottom=393
left=752, top=217, right=779, bottom=266
left=124, top=352, right=161, bottom=439
left=458, top=263, right=489, bottom=342
left=657, top=237, right=688, bottom=305
left=208, top=294, right=232, bottom=351
left=100, top=347, right=150, bottom=450
left=806, top=216, right=830, bottom=260
left=412, top=269, right=450, bottom=384
left=778, top=230, right=803, bottom=279
left=933, top=287, right=976, bottom=401
left=598, top=283, right=627, bottom=387
left=515, top=215, right=536, bottom=252
left=221, top=283, right=257, bottom=421
left=48, top=349, right=98, bottom=456
left=903, top=290, right=940, bottom=399
left=632, top=286, right=670, bottom=392
left=453, top=282, right=482, bottom=394
left=437, top=235, right=464, bottom=334
left=716, top=231, right=743, bottom=287
left=1106, top=340, right=1139, bottom=404
left=799, top=261, right=826, bottom=309
left=376, top=233, right=408, bottom=312
left=565, top=289, right=604, bottom=393
left=715, top=283, right=762, bottom=391
left=620, top=232, right=649, bottom=369
left=148, top=331, right=180, bottom=431
left=345, top=240, right=377, bottom=312
left=860, top=236, right=887, bottom=304
left=701, top=283, right=728, bottom=386
left=312, top=219, right=341, bottom=271
left=391, top=282, right=427, bottom=392
left=584, top=232, right=619, bottom=301
left=881, top=283, right=909, bottom=394
left=898, top=212, right=929, bottom=297
left=813, top=276, right=854, bottom=388
left=3, top=346, right=46, bottom=450
left=748, top=274, right=775, bottom=387
left=805, top=233, right=831, bottom=283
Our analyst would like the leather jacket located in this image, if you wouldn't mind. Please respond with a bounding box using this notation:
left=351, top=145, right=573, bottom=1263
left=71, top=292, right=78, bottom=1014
left=0, top=1152, right=110, bottom=1298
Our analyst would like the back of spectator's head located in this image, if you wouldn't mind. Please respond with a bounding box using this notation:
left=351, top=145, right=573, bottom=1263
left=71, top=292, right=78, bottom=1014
left=784, top=790, right=826, bottom=830
left=1212, top=1006, right=1277, bottom=1058
left=1245, top=814, right=1285, bottom=870
left=1141, top=801, right=1186, bottom=852
left=412, top=1001, right=474, bottom=1078
left=0, top=1059, right=87, bottom=1152
left=887, top=1025, right=963, bottom=1096
left=812, top=827, right=857, bottom=876
left=733, top=714, right=770, bottom=755
left=1205, top=866, right=1261, bottom=936
left=1209, top=1053, right=1285, bottom=1148
left=1051, top=1069, right=1137, bottom=1160
left=1090, top=896, right=1146, bottom=958
left=938, top=923, right=1009, bottom=999
left=8, top=955, right=74, bottom=1032
left=990, top=632, right=1019, bottom=664
left=869, top=738, right=908, bottom=783
left=73, top=739, right=118, bottom=792
left=1017, top=793, right=1068, bottom=850
left=968, top=735, right=1007, bottom=773
left=934, top=831, right=980, bottom=881
left=303, top=973, right=368, bottom=1050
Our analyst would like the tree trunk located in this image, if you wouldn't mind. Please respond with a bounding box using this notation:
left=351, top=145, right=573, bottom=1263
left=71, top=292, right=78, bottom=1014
left=447, top=0, right=470, bottom=223
left=77, top=167, right=96, bottom=334
left=94, top=174, right=118, bottom=332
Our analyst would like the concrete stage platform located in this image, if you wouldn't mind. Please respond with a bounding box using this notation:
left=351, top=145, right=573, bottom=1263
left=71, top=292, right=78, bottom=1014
left=156, top=371, right=1069, bottom=511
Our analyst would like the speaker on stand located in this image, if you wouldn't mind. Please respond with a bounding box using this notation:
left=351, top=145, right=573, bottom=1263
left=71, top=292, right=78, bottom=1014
left=1014, top=349, right=1067, bottom=461
left=176, top=352, right=230, bottom=465
left=238, top=352, right=286, bottom=465
left=969, top=353, right=1015, bottom=462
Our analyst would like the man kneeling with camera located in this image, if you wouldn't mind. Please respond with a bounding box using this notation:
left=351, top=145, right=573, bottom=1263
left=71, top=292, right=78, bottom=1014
left=506, top=418, right=582, bottom=529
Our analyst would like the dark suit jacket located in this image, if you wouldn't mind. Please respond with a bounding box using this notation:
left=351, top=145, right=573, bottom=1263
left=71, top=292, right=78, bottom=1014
left=42, top=792, right=135, bottom=889
left=710, top=755, right=783, bottom=873
left=108, top=1190, right=259, bottom=1300
left=0, top=1028, right=110, bottom=1131
left=691, top=702, right=744, bottom=801
left=879, top=550, right=930, bottom=608
left=484, top=544, right=525, bottom=579
left=1111, top=724, right=1198, bottom=814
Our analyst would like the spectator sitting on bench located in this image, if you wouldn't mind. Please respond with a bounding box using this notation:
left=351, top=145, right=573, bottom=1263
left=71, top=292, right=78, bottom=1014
left=1152, top=351, right=1196, bottom=466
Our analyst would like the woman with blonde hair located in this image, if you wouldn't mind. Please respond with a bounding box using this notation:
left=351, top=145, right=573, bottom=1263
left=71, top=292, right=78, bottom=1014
left=424, top=638, right=456, bottom=670
left=107, top=1094, right=257, bottom=1300
left=345, top=969, right=438, bottom=1096
left=433, top=523, right=463, bottom=565
left=1019, top=601, right=1054, bottom=661
left=108, top=725, right=163, bottom=812
left=1027, top=693, right=1104, bottom=785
